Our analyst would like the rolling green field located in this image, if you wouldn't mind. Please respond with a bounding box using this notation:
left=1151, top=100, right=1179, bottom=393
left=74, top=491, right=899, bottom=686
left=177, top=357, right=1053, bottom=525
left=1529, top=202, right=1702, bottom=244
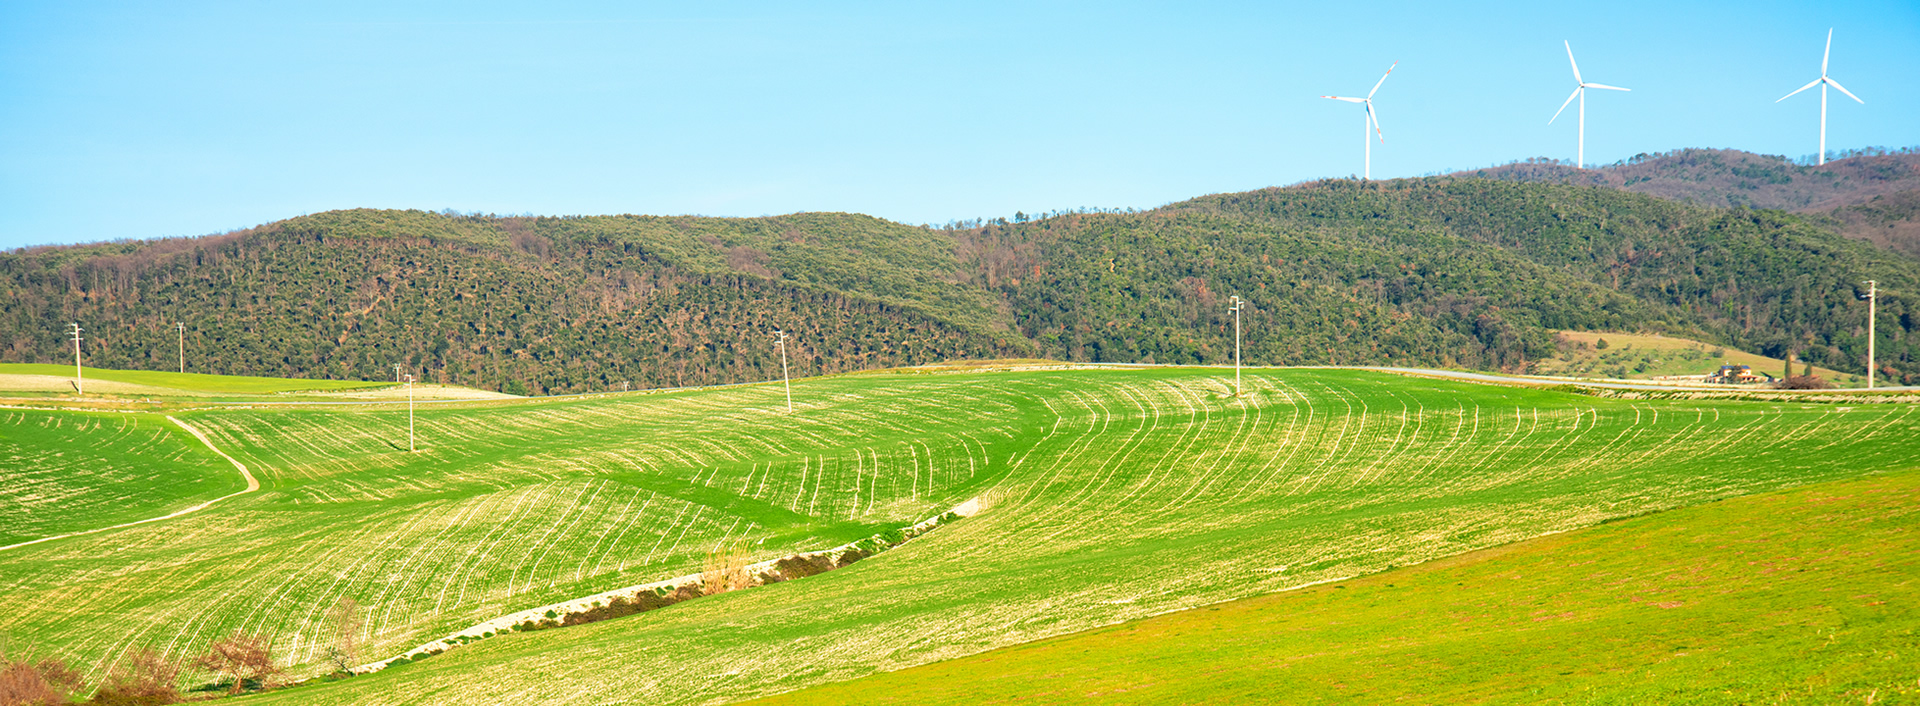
left=2, top=366, right=1916, bottom=704
left=0, top=409, right=243, bottom=547
left=751, top=469, right=1920, bottom=705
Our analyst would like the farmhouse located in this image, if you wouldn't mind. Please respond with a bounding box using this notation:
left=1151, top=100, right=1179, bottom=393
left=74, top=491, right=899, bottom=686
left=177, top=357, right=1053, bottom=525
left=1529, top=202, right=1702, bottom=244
left=1705, top=364, right=1769, bottom=385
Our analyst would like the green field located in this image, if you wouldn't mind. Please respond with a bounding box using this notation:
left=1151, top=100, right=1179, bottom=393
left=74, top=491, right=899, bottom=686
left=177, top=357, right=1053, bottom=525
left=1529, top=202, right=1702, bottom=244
left=752, top=469, right=1920, bottom=704
left=0, top=363, right=388, bottom=396
left=0, top=410, right=243, bottom=546
left=2, top=366, right=1916, bottom=704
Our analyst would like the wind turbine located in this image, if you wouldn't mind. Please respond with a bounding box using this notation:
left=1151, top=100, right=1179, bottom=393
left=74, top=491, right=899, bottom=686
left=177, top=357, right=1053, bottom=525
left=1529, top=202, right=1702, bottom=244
left=1777, top=29, right=1864, bottom=166
left=1549, top=41, right=1629, bottom=168
left=1321, top=61, right=1396, bottom=179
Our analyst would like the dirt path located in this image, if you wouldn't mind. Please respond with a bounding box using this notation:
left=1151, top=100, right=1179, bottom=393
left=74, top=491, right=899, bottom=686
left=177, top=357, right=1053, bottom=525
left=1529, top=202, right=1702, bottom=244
left=0, top=416, right=258, bottom=553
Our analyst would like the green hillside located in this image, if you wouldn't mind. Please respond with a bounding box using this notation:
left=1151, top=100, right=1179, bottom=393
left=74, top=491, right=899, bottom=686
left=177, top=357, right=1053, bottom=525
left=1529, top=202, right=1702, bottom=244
left=2, top=175, right=1914, bottom=394
left=752, top=469, right=1920, bottom=705
left=7, top=366, right=1910, bottom=703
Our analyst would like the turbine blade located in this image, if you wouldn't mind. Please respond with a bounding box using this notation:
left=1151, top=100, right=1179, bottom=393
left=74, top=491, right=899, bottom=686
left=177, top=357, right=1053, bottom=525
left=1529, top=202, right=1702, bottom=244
left=1565, top=40, right=1583, bottom=84
left=1584, top=83, right=1630, bottom=91
left=1322, top=95, right=1366, bottom=103
left=1825, top=77, right=1865, bottom=104
left=1776, top=77, right=1822, bottom=102
left=1549, top=86, right=1581, bottom=125
left=1823, top=28, right=1832, bottom=75
left=1368, top=102, right=1384, bottom=142
left=1368, top=60, right=1399, bottom=99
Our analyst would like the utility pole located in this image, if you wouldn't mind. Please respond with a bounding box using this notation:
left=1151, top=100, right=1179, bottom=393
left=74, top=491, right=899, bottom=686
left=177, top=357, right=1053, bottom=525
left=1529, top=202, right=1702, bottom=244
left=405, top=373, right=416, bottom=453
left=69, top=322, right=84, bottom=395
left=1865, top=280, right=1877, bottom=389
left=176, top=322, right=185, bottom=374
left=393, top=364, right=402, bottom=384
left=773, top=330, right=793, bottom=413
left=1228, top=296, right=1245, bottom=397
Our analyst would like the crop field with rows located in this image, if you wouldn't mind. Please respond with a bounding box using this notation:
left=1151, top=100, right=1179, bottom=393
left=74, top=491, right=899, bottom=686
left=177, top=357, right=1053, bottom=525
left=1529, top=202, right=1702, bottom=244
left=2, top=366, right=1916, bottom=705
left=0, top=409, right=241, bottom=546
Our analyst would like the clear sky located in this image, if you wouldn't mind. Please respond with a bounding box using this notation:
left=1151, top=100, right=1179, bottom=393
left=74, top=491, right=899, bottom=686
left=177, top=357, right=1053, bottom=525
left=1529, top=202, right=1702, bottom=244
left=2, top=0, right=1916, bottom=249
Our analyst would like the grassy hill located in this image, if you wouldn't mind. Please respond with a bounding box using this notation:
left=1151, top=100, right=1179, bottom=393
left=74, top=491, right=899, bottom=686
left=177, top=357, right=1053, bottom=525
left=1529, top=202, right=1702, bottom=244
left=2, top=173, right=1915, bottom=394
left=751, top=469, right=1920, bottom=704
left=1539, top=330, right=1856, bottom=383
left=8, top=366, right=1913, bottom=703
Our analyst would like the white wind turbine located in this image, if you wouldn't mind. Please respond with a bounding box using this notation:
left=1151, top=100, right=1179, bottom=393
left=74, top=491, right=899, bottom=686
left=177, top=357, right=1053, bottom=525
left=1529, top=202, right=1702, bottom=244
left=1321, top=61, right=1396, bottom=179
left=1777, top=29, right=1864, bottom=166
left=1549, top=41, right=1629, bottom=168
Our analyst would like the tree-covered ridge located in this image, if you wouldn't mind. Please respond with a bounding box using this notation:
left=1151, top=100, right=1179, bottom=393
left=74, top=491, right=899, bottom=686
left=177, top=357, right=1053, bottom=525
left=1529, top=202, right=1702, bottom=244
left=1, top=174, right=1914, bottom=392
left=1453, top=147, right=1920, bottom=212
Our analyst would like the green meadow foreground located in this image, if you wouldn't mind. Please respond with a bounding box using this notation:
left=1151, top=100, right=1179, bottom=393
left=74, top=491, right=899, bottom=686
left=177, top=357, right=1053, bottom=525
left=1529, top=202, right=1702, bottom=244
left=754, top=470, right=1920, bottom=705
left=1, top=365, right=1916, bottom=704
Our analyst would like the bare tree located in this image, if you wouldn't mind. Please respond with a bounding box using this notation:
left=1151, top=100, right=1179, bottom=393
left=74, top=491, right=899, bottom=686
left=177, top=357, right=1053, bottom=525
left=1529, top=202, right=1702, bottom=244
left=324, top=597, right=362, bottom=674
left=192, top=632, right=280, bottom=695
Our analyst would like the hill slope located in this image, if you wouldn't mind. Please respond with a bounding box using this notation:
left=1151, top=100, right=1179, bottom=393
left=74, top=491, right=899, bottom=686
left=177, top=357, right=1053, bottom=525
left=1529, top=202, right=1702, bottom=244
left=2, top=174, right=1915, bottom=392
left=752, top=469, right=1920, bottom=705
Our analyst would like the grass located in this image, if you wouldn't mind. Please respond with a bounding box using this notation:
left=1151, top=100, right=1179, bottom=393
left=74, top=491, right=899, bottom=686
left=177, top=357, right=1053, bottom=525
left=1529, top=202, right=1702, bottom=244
left=749, top=469, right=1920, bottom=704
left=0, top=363, right=388, bottom=396
left=162, top=366, right=1918, bottom=705
left=0, top=410, right=243, bottom=546
left=1539, top=331, right=1855, bottom=383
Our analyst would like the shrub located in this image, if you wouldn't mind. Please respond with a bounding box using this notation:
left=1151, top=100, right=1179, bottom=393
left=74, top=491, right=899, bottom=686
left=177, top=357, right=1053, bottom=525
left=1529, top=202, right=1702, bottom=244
left=1777, top=375, right=1833, bottom=390
left=87, top=647, right=182, bottom=705
left=774, top=554, right=834, bottom=580
left=1, top=656, right=85, bottom=706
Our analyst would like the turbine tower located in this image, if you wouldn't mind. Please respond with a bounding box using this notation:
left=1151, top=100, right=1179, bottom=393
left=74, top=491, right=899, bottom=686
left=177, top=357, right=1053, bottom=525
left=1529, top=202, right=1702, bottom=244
left=1321, top=61, right=1396, bottom=179
left=1549, top=41, right=1630, bottom=169
left=1777, top=29, right=1864, bottom=166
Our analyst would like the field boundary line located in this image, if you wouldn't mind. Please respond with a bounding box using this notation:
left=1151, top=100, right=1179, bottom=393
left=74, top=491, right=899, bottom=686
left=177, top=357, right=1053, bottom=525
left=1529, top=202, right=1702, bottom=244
left=0, top=415, right=258, bottom=553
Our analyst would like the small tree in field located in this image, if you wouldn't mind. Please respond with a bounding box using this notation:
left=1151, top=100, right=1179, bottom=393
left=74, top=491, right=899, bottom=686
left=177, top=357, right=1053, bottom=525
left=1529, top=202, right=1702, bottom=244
left=324, top=597, right=362, bottom=674
left=192, top=632, right=280, bottom=695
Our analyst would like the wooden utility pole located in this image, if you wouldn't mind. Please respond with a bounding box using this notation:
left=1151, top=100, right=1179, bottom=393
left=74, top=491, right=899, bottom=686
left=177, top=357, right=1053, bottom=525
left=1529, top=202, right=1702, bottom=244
left=773, top=330, right=793, bottom=413
left=69, top=323, right=84, bottom=395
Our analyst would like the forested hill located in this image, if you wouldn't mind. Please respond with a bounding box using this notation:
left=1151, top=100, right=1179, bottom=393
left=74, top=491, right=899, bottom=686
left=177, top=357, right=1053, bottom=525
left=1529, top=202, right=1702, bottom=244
left=1452, top=148, right=1920, bottom=212
left=1454, top=148, right=1920, bottom=259
left=2, top=177, right=1914, bottom=393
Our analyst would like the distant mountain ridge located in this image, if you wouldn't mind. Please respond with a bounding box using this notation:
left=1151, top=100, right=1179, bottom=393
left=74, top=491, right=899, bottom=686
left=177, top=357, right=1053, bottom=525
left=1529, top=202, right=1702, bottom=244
left=2, top=167, right=1914, bottom=393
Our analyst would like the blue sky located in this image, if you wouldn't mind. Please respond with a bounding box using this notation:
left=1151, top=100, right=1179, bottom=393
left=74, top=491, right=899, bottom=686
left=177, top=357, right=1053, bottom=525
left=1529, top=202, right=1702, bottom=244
left=2, top=0, right=1915, bottom=249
